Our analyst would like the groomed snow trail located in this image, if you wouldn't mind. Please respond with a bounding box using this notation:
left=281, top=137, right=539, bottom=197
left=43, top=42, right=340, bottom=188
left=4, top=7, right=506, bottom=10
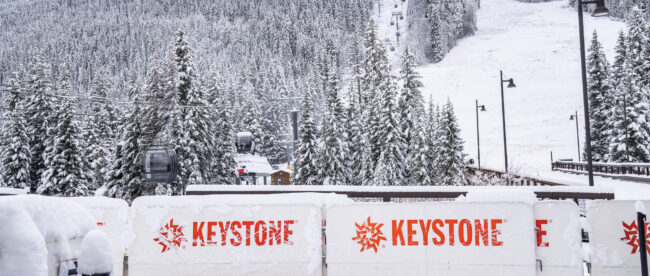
left=372, top=0, right=410, bottom=68
left=417, top=0, right=624, bottom=173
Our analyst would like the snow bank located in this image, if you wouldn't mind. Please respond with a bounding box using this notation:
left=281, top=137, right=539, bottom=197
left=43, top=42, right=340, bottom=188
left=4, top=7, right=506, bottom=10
left=77, top=230, right=113, bottom=274
left=0, top=186, right=29, bottom=195
left=0, top=195, right=97, bottom=275
left=635, top=200, right=646, bottom=215
left=457, top=189, right=538, bottom=205
left=0, top=205, right=48, bottom=276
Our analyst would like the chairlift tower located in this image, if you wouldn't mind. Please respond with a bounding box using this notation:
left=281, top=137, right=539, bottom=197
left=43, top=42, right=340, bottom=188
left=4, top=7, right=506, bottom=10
left=391, top=11, right=403, bottom=45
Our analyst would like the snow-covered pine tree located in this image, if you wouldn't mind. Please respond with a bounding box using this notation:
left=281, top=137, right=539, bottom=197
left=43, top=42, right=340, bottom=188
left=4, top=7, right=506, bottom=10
left=319, top=64, right=348, bottom=185
left=426, top=99, right=441, bottom=184
left=239, top=80, right=264, bottom=151
left=398, top=48, right=426, bottom=183
left=362, top=18, right=393, bottom=168
left=428, top=5, right=445, bottom=62
left=436, top=100, right=466, bottom=185
left=25, top=53, right=54, bottom=193
left=141, top=59, right=165, bottom=147
left=611, top=31, right=627, bottom=86
left=408, top=114, right=433, bottom=186
left=105, top=75, right=146, bottom=201
left=346, top=83, right=365, bottom=186
left=585, top=31, right=614, bottom=162
left=293, top=79, right=320, bottom=186
left=1, top=71, right=31, bottom=188
left=259, top=65, right=289, bottom=164
left=38, top=65, right=89, bottom=196
left=372, top=70, right=406, bottom=186
left=182, top=84, right=214, bottom=186
left=84, top=70, right=118, bottom=190
left=208, top=73, right=238, bottom=185
left=610, top=7, right=650, bottom=162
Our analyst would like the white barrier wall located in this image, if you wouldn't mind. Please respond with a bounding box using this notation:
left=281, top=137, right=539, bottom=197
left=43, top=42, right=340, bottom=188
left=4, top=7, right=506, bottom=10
left=71, top=197, right=129, bottom=276
left=533, top=201, right=582, bottom=276
left=128, top=197, right=323, bottom=276
left=327, top=202, right=537, bottom=276
left=588, top=200, right=650, bottom=276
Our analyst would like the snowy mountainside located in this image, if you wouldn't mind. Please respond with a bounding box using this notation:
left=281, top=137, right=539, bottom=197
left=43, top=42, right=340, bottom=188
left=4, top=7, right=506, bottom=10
left=417, top=0, right=625, bottom=174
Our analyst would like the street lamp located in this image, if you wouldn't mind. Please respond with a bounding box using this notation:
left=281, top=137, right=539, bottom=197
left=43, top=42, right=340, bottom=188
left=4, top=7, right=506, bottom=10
left=476, top=100, right=487, bottom=169
left=499, top=70, right=516, bottom=173
left=569, top=111, right=581, bottom=162
left=577, top=0, right=609, bottom=186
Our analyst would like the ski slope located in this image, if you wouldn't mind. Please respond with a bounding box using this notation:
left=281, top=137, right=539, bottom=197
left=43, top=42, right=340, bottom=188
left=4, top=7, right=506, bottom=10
left=414, top=0, right=624, bottom=174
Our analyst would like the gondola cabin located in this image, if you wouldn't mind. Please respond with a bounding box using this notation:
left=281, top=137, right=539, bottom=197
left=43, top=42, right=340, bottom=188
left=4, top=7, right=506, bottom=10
left=142, top=145, right=179, bottom=183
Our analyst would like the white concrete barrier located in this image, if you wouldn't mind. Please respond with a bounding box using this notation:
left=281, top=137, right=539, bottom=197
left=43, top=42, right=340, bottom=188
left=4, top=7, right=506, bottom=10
left=326, top=202, right=537, bottom=276
left=533, top=201, right=582, bottom=276
left=71, top=197, right=129, bottom=276
left=588, top=200, right=650, bottom=276
left=127, top=196, right=323, bottom=276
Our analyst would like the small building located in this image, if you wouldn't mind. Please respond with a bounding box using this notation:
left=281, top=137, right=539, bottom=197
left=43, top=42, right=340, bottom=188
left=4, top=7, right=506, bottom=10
left=271, top=170, right=291, bottom=185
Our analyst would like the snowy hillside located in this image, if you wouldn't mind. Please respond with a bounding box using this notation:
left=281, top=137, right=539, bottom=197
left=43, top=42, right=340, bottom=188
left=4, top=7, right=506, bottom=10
left=416, top=0, right=625, bottom=174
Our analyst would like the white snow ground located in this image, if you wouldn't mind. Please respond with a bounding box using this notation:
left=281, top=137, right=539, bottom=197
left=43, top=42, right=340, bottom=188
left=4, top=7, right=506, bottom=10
left=376, top=0, right=650, bottom=198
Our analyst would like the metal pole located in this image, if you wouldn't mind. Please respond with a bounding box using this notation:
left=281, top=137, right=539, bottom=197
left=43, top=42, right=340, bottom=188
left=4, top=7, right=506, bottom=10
left=575, top=111, right=581, bottom=162
left=623, top=94, right=630, bottom=162
left=578, top=0, right=595, bottom=186
left=476, top=100, right=481, bottom=169
left=638, top=210, right=648, bottom=276
left=500, top=70, right=509, bottom=173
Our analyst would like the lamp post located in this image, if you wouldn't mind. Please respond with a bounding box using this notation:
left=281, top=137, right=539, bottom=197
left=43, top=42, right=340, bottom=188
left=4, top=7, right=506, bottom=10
left=577, top=0, right=608, bottom=186
left=499, top=70, right=516, bottom=173
left=569, top=111, right=581, bottom=162
left=476, top=100, right=487, bottom=169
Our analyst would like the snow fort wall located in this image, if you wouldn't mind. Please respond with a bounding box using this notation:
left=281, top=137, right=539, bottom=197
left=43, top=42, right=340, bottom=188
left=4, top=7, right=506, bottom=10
left=127, top=195, right=324, bottom=276
left=326, top=202, right=538, bottom=276
left=70, top=197, right=129, bottom=276
left=587, top=200, right=650, bottom=275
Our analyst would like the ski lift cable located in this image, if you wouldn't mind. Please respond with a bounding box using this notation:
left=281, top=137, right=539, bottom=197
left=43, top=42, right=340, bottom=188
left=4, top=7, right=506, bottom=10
left=0, top=84, right=214, bottom=109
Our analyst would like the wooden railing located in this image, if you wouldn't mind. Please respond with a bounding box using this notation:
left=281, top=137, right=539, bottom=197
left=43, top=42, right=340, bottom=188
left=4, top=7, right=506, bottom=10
left=465, top=167, right=566, bottom=186
left=552, top=161, right=650, bottom=183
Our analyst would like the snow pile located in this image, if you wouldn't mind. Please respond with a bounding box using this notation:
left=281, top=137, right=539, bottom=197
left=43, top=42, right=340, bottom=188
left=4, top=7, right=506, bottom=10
left=635, top=200, right=646, bottom=215
left=0, top=195, right=96, bottom=264
left=457, top=189, right=538, bottom=205
left=0, top=205, right=48, bottom=276
left=77, top=230, right=113, bottom=275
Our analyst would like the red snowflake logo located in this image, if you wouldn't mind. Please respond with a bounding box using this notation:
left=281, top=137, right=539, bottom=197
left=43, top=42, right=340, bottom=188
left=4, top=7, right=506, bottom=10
left=352, top=217, right=387, bottom=253
left=620, top=220, right=650, bottom=254
left=154, top=218, right=187, bottom=253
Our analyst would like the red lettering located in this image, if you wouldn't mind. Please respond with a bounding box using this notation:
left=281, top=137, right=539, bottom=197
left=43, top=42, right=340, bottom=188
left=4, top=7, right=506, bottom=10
left=445, top=219, right=458, bottom=246
left=491, top=219, right=503, bottom=246
left=392, top=220, right=405, bottom=246
left=536, top=220, right=549, bottom=247
left=242, top=221, right=254, bottom=246
left=254, top=221, right=267, bottom=246
left=207, top=222, right=218, bottom=245
left=230, top=221, right=242, bottom=246
left=407, top=220, right=418, bottom=246
left=459, top=219, right=472, bottom=246
left=432, top=219, right=445, bottom=245
left=268, top=221, right=282, bottom=245
left=475, top=219, right=489, bottom=246
left=418, top=220, right=432, bottom=246
left=193, top=222, right=205, bottom=247
left=218, top=221, right=230, bottom=246
left=283, top=220, right=294, bottom=244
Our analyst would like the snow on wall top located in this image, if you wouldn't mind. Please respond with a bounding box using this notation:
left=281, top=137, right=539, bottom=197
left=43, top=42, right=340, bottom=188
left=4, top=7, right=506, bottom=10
left=457, top=189, right=538, bottom=205
left=186, top=184, right=613, bottom=194
left=131, top=193, right=352, bottom=209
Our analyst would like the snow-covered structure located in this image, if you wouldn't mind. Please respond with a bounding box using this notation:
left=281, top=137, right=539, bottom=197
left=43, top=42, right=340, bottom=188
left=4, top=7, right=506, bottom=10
left=235, top=154, right=274, bottom=185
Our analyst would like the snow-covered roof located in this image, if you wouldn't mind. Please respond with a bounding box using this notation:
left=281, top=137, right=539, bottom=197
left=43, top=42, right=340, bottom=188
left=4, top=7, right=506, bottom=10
left=235, top=154, right=274, bottom=175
